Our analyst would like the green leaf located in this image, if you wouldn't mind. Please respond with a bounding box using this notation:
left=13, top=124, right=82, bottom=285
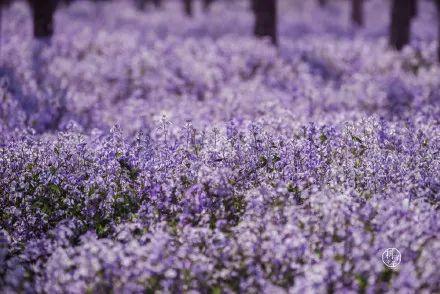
left=379, top=268, right=394, bottom=283
left=334, top=254, right=345, bottom=263
left=211, top=286, right=222, bottom=294
left=272, top=154, right=281, bottom=163
left=355, top=274, right=368, bottom=293
left=287, top=183, right=299, bottom=194
left=319, top=133, right=328, bottom=143
left=259, top=156, right=267, bottom=167
left=95, top=221, right=109, bottom=237
left=49, top=183, right=61, bottom=195
left=351, top=135, right=363, bottom=144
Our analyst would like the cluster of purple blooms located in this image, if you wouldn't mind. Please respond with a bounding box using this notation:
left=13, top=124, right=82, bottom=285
left=0, top=0, right=439, bottom=293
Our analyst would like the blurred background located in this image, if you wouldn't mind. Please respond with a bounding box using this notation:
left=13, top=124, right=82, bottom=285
left=0, top=0, right=439, bottom=134
left=0, top=1, right=438, bottom=46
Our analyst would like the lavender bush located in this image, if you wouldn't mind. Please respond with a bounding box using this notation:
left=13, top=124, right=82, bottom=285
left=0, top=0, right=439, bottom=293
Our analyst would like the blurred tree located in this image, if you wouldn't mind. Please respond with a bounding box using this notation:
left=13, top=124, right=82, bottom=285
left=410, top=0, right=418, bottom=18
left=184, top=0, right=193, bottom=16
left=27, top=0, right=57, bottom=39
left=390, top=0, right=417, bottom=50
left=60, top=0, right=74, bottom=6
left=0, top=0, right=12, bottom=7
left=203, top=0, right=214, bottom=11
left=136, top=0, right=147, bottom=10
left=136, top=0, right=161, bottom=11
left=351, top=0, right=364, bottom=27
left=252, top=0, right=277, bottom=45
left=318, top=0, right=327, bottom=7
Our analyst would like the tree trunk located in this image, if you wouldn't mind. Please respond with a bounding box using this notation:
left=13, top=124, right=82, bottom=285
left=136, top=0, right=147, bottom=10
left=389, top=0, right=415, bottom=50
left=0, top=0, right=13, bottom=7
left=184, top=0, right=193, bottom=17
left=203, top=0, right=214, bottom=11
left=136, top=0, right=161, bottom=10
left=252, top=0, right=277, bottom=45
left=410, top=0, right=418, bottom=18
left=351, top=0, right=364, bottom=27
left=28, top=0, right=57, bottom=39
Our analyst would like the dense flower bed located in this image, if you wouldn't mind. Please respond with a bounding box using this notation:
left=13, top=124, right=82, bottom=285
left=0, top=0, right=439, bottom=293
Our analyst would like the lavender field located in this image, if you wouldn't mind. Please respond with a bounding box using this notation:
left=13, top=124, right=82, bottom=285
left=0, top=0, right=439, bottom=293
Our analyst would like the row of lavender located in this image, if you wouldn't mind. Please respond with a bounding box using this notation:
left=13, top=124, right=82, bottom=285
left=1, top=0, right=440, bottom=293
